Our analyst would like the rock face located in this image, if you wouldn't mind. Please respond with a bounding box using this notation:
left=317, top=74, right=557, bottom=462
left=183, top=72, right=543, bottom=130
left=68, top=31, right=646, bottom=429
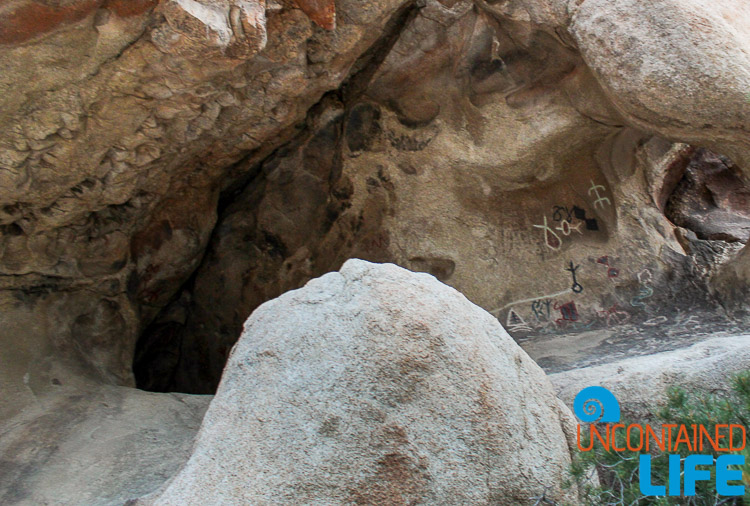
left=130, top=0, right=750, bottom=393
left=0, top=381, right=210, bottom=505
left=0, top=0, right=749, bottom=432
left=666, top=149, right=750, bottom=243
left=0, top=0, right=418, bottom=407
left=2, top=1, right=750, bottom=502
left=551, top=334, right=750, bottom=422
left=146, top=260, right=582, bottom=505
left=711, top=245, right=750, bottom=319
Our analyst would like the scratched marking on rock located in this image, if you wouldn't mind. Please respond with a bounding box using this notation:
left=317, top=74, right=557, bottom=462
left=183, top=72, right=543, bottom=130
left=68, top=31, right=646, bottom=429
left=490, top=288, right=572, bottom=316
left=637, top=268, right=653, bottom=285
left=597, top=304, right=630, bottom=326
left=588, top=179, right=611, bottom=209
left=643, top=316, right=668, bottom=326
left=677, top=315, right=701, bottom=327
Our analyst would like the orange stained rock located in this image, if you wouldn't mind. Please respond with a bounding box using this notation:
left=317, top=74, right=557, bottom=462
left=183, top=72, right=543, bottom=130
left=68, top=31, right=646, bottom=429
left=292, top=0, right=335, bottom=30
left=0, top=0, right=157, bottom=45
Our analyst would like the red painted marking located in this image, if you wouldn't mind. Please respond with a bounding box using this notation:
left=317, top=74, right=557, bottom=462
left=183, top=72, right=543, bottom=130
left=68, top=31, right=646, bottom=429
left=554, top=301, right=579, bottom=325
left=547, top=233, right=561, bottom=249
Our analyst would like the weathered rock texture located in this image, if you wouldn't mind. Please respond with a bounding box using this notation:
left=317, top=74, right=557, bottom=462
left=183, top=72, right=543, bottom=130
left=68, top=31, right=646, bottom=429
left=667, top=149, right=750, bottom=244
left=0, top=0, right=424, bottom=408
left=712, top=245, right=750, bottom=319
left=144, top=259, right=583, bottom=505
left=0, top=0, right=749, bottom=398
left=3, top=0, right=750, bottom=501
left=133, top=0, right=750, bottom=393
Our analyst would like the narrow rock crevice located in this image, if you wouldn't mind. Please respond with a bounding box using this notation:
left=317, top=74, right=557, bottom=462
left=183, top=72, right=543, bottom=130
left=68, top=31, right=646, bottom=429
left=133, top=3, right=423, bottom=393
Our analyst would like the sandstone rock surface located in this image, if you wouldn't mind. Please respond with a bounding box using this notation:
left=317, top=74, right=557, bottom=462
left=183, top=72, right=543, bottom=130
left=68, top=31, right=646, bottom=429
left=0, top=0, right=748, bottom=396
left=568, top=0, right=750, bottom=164
left=711, top=243, right=750, bottom=318
left=147, top=260, right=582, bottom=505
left=0, top=0, right=419, bottom=401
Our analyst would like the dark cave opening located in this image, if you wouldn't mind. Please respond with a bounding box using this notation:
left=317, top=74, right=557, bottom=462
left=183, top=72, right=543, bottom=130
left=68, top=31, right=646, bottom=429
left=132, top=144, right=750, bottom=396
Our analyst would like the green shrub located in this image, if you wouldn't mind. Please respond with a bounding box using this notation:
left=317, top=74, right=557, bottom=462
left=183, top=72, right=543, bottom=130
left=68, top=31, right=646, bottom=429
left=568, top=371, right=750, bottom=505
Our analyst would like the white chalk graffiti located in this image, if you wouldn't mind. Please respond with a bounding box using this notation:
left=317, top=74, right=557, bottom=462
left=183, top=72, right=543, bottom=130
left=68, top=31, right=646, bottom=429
left=631, top=268, right=654, bottom=307
left=555, top=220, right=583, bottom=236
left=534, top=204, right=598, bottom=252
left=643, top=316, right=668, bottom=326
left=637, top=268, right=653, bottom=285
left=506, top=308, right=532, bottom=332
left=588, top=180, right=611, bottom=209
left=674, top=313, right=701, bottom=329
left=490, top=288, right=573, bottom=317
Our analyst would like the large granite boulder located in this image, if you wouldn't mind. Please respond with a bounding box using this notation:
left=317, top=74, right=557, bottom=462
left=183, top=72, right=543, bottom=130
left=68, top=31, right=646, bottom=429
left=145, top=260, right=583, bottom=505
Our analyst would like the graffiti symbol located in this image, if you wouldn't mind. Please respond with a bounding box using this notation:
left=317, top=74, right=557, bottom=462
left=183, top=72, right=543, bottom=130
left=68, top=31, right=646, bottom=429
left=637, top=268, right=653, bottom=285
left=643, top=316, right=668, bottom=326
left=554, top=301, right=579, bottom=325
left=572, top=205, right=599, bottom=231
left=631, top=286, right=654, bottom=307
left=588, top=180, right=611, bottom=210
left=552, top=206, right=573, bottom=222
left=677, top=315, right=701, bottom=327
left=531, top=299, right=552, bottom=321
left=597, top=304, right=630, bottom=326
left=631, top=268, right=654, bottom=307
left=506, top=308, right=532, bottom=332
left=556, top=220, right=583, bottom=236
left=533, top=215, right=562, bottom=251
left=565, top=261, right=583, bottom=293
left=596, top=256, right=619, bottom=279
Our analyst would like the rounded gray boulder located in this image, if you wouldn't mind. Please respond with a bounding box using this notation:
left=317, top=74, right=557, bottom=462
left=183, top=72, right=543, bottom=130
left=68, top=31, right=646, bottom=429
left=149, top=259, right=582, bottom=505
